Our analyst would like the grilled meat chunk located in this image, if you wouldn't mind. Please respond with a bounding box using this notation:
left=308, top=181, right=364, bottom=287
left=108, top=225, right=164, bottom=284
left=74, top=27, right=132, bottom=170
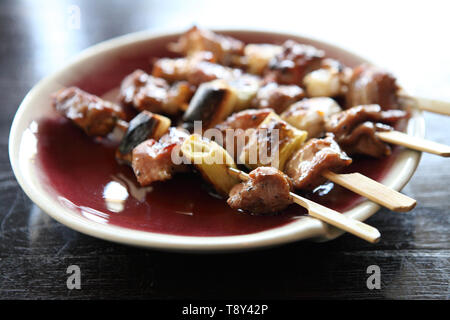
left=285, top=134, right=352, bottom=190
left=131, top=127, right=189, bottom=186
left=152, top=51, right=214, bottom=83
left=187, top=61, right=242, bottom=86
left=153, top=57, right=242, bottom=87
left=252, top=82, right=304, bottom=113
left=325, top=104, right=407, bottom=157
left=346, top=64, right=399, bottom=109
left=52, top=87, right=125, bottom=136
left=216, top=108, right=273, bottom=131
left=338, top=122, right=393, bottom=158
left=264, top=40, right=325, bottom=86
left=227, top=167, right=293, bottom=214
left=215, top=108, right=273, bottom=159
left=120, top=69, right=192, bottom=115
left=168, top=26, right=244, bottom=65
left=281, top=97, right=342, bottom=138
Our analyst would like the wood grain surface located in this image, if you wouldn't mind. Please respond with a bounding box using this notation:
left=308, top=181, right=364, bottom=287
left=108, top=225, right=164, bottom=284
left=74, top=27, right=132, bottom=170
left=0, top=0, right=448, bottom=300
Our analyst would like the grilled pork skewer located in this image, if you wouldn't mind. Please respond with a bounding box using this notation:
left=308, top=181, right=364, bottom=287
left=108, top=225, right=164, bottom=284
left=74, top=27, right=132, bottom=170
left=282, top=98, right=450, bottom=158
left=170, top=27, right=450, bottom=117
left=51, top=87, right=418, bottom=212
left=217, top=109, right=416, bottom=212
left=179, top=134, right=380, bottom=243
left=227, top=167, right=381, bottom=243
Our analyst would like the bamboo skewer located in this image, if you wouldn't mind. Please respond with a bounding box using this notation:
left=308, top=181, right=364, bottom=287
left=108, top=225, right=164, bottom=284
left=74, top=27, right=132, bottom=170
left=401, top=94, right=450, bottom=116
left=376, top=131, right=450, bottom=157
left=227, top=167, right=381, bottom=243
left=322, top=170, right=416, bottom=212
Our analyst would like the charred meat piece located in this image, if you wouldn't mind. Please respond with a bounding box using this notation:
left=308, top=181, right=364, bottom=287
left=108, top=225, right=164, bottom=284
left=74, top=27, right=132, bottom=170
left=152, top=57, right=188, bottom=83
left=52, top=87, right=125, bottom=136
left=281, top=97, right=342, bottom=138
left=325, top=104, right=407, bottom=157
left=152, top=51, right=215, bottom=83
left=216, top=108, right=273, bottom=131
left=131, top=127, right=189, bottom=186
left=227, top=167, right=293, bottom=214
left=153, top=57, right=242, bottom=87
left=339, top=122, right=393, bottom=158
left=264, top=40, right=325, bottom=86
left=168, top=26, right=244, bottom=65
left=120, top=69, right=192, bottom=115
left=326, top=105, right=407, bottom=137
left=120, top=69, right=168, bottom=108
left=116, top=111, right=171, bottom=164
left=187, top=61, right=242, bottom=86
left=252, top=82, right=305, bottom=113
left=285, top=134, right=352, bottom=190
left=215, top=108, right=273, bottom=159
left=346, top=64, right=399, bottom=109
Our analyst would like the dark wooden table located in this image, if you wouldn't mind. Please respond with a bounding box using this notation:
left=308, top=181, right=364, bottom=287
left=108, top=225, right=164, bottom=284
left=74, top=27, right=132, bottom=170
left=0, top=0, right=448, bottom=300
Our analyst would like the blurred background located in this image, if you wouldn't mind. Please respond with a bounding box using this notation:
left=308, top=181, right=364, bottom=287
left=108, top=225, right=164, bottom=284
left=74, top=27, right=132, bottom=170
left=8, top=0, right=450, bottom=99
left=0, top=0, right=448, bottom=299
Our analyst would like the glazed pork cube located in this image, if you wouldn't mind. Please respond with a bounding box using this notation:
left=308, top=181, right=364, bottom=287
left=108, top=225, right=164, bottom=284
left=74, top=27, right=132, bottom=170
left=52, top=87, right=125, bottom=136
left=153, top=56, right=242, bottom=87
left=216, top=108, right=273, bottom=132
left=187, top=61, right=242, bottom=86
left=264, top=40, right=325, bottom=86
left=168, top=26, right=244, bottom=65
left=335, top=121, right=393, bottom=158
left=131, top=127, right=189, bottom=186
left=285, top=134, right=352, bottom=190
left=325, top=104, right=407, bottom=157
left=281, top=97, right=342, bottom=138
left=227, top=167, right=293, bottom=214
left=252, top=82, right=305, bottom=113
left=120, top=69, right=192, bottom=115
left=215, top=108, right=273, bottom=159
left=346, top=64, right=399, bottom=109
left=152, top=51, right=215, bottom=83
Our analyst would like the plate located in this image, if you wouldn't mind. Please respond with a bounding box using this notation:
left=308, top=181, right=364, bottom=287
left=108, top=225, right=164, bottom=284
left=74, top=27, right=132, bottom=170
left=9, top=29, right=423, bottom=252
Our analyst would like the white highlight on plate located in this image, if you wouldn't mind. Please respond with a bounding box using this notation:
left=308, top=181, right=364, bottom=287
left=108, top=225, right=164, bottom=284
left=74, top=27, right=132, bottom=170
left=19, top=121, right=38, bottom=162
left=103, top=180, right=129, bottom=212
left=58, top=196, right=110, bottom=224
